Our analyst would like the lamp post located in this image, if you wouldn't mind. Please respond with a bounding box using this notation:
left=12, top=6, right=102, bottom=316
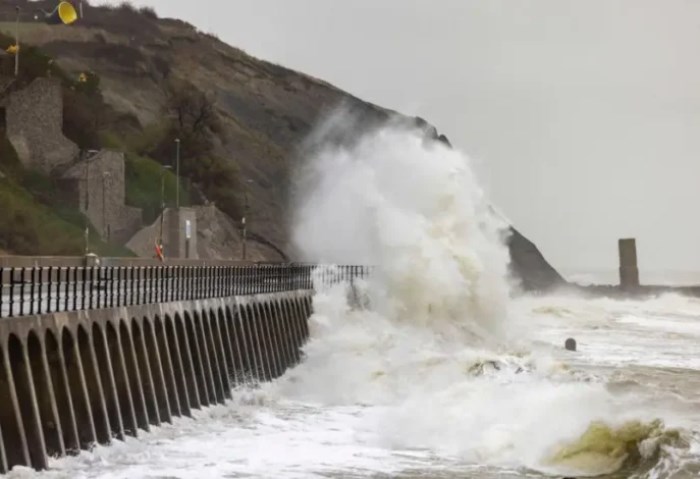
left=241, top=179, right=253, bottom=260
left=175, top=138, right=180, bottom=209
left=14, top=6, right=20, bottom=77
left=159, top=165, right=172, bottom=255
left=101, top=171, right=110, bottom=241
left=82, top=149, right=99, bottom=255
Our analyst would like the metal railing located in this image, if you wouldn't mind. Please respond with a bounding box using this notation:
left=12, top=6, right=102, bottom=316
left=0, top=264, right=372, bottom=319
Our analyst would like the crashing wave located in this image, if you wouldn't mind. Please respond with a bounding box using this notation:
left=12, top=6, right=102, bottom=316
left=543, top=419, right=688, bottom=477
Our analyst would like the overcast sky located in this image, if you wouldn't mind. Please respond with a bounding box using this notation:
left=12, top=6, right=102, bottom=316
left=96, top=0, right=700, bottom=279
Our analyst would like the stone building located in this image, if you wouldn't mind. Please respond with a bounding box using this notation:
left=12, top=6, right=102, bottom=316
left=5, top=77, right=79, bottom=173
left=61, top=150, right=143, bottom=244
left=127, top=207, right=198, bottom=260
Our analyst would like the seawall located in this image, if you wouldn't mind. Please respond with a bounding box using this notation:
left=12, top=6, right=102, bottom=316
left=0, top=291, right=313, bottom=472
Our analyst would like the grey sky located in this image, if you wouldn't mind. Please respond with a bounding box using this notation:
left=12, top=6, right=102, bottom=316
left=98, top=0, right=700, bottom=278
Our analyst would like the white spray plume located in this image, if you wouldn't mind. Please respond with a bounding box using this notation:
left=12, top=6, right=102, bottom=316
left=291, top=111, right=512, bottom=341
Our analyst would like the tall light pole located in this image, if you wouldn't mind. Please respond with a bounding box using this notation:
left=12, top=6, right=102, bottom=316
left=82, top=150, right=100, bottom=255
left=84, top=152, right=89, bottom=254
left=102, top=171, right=110, bottom=241
left=175, top=138, right=181, bottom=209
left=241, top=179, right=253, bottom=260
left=159, top=165, right=172, bottom=255
left=14, top=6, right=20, bottom=77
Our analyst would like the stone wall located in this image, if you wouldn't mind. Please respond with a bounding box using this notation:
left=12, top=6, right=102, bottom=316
left=5, top=77, right=79, bottom=173
left=61, top=150, right=142, bottom=243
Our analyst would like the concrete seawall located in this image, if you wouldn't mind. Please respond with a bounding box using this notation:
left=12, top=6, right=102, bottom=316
left=0, top=291, right=313, bottom=472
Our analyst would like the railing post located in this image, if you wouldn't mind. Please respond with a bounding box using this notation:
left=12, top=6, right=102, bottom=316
left=188, top=266, right=193, bottom=300
left=224, top=266, right=229, bottom=296
left=19, top=267, right=25, bottom=317
left=71, top=267, right=77, bottom=311
left=138, top=267, right=143, bottom=305
left=37, top=267, right=43, bottom=315
left=192, top=266, right=197, bottom=299
left=9, top=268, right=15, bottom=317
left=209, top=266, right=215, bottom=297
left=156, top=266, right=161, bottom=304
left=151, top=266, right=155, bottom=304
left=87, top=267, right=93, bottom=309
left=29, top=267, right=35, bottom=315
left=80, top=267, right=86, bottom=311
left=170, top=266, right=175, bottom=302
left=146, top=267, right=151, bottom=304
left=130, top=267, right=135, bottom=306
left=107, top=267, right=112, bottom=308
left=115, top=267, right=120, bottom=308
left=62, top=267, right=68, bottom=312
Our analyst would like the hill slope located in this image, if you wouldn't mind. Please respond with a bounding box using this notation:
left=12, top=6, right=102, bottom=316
left=0, top=0, right=563, bottom=291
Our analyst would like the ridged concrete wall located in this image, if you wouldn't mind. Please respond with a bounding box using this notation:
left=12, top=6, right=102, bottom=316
left=0, top=292, right=313, bottom=472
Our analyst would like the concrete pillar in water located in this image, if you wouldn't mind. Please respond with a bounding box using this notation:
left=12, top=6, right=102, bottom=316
left=618, top=238, right=640, bottom=290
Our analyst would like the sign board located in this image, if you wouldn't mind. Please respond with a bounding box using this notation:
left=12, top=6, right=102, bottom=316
left=185, top=220, right=192, bottom=239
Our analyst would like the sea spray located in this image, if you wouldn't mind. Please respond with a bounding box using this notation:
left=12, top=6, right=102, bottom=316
left=291, top=114, right=514, bottom=343
left=277, top=114, right=694, bottom=477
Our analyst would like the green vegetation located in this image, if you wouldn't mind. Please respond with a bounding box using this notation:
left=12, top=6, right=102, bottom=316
left=125, top=153, right=191, bottom=223
left=0, top=135, right=132, bottom=256
left=0, top=29, right=238, bottom=256
left=0, top=35, right=133, bottom=256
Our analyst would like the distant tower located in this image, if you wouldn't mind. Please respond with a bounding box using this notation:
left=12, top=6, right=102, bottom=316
left=618, top=238, right=640, bottom=290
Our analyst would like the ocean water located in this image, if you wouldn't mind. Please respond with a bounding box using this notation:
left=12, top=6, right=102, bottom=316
left=10, top=291, right=700, bottom=479
left=11, top=118, right=700, bottom=479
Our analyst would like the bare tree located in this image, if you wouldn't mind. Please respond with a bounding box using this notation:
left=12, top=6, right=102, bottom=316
left=165, top=80, right=217, bottom=140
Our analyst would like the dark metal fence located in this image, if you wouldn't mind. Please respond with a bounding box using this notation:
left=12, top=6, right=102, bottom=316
left=0, top=264, right=371, bottom=319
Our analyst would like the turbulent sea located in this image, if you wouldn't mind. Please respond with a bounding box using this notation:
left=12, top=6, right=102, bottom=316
left=9, top=291, right=700, bottom=479
left=12, top=119, right=700, bottom=479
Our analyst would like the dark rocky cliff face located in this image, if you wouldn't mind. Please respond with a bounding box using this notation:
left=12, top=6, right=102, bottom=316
left=507, top=227, right=565, bottom=291
left=0, top=0, right=564, bottom=291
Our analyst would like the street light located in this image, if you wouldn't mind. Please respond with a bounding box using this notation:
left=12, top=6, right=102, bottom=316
left=14, top=6, right=20, bottom=77
left=82, top=149, right=99, bottom=255
left=159, top=165, right=172, bottom=254
left=102, top=171, right=110, bottom=241
left=241, top=178, right=254, bottom=260
left=175, top=138, right=181, bottom=209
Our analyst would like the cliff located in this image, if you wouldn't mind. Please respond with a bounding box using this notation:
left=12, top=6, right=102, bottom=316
left=0, top=0, right=563, bottom=291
